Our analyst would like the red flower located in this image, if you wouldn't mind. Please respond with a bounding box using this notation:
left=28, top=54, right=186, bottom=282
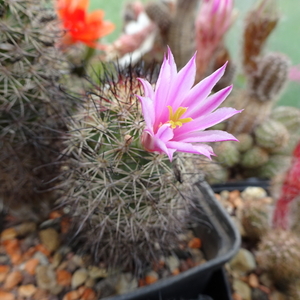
left=56, top=0, right=115, bottom=49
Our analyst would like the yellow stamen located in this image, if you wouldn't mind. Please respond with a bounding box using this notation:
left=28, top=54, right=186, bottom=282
left=167, top=106, right=193, bottom=129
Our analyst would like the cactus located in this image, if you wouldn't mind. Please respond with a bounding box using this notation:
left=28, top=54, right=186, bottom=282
left=257, top=154, right=292, bottom=179
left=241, top=199, right=271, bottom=241
left=0, top=0, right=74, bottom=219
left=166, top=0, right=198, bottom=70
left=241, top=146, right=269, bottom=169
left=62, top=65, right=197, bottom=271
left=256, top=230, right=300, bottom=289
left=243, top=0, right=279, bottom=75
left=235, top=133, right=253, bottom=153
left=271, top=105, right=300, bottom=134
left=254, top=119, right=289, bottom=152
left=214, top=141, right=240, bottom=167
left=248, top=53, right=290, bottom=102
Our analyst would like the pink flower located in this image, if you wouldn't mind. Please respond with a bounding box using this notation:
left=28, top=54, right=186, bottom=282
left=137, top=47, right=242, bottom=161
left=195, top=0, right=236, bottom=79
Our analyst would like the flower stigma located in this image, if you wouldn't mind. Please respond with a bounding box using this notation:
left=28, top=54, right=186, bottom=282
left=167, top=106, right=193, bottom=129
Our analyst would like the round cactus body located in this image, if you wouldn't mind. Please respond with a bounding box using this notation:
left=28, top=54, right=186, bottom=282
left=256, top=230, right=300, bottom=288
left=271, top=106, right=300, bottom=133
left=254, top=119, right=290, bottom=152
left=241, top=146, right=269, bottom=169
left=235, top=133, right=254, bottom=153
left=241, top=199, right=271, bottom=241
left=248, top=53, right=290, bottom=102
left=214, top=141, right=240, bottom=167
left=63, top=68, right=197, bottom=271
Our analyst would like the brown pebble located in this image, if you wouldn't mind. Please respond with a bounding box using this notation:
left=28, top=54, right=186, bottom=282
left=232, top=292, right=243, bottom=300
left=18, top=284, right=37, bottom=297
left=56, top=269, right=72, bottom=287
left=62, top=290, right=80, bottom=300
left=1, top=228, right=17, bottom=241
left=39, top=228, right=60, bottom=253
left=81, top=287, right=97, bottom=300
left=0, top=289, right=15, bottom=300
left=24, top=258, right=39, bottom=275
left=229, top=190, right=240, bottom=203
left=248, top=273, right=259, bottom=288
left=33, top=288, right=49, bottom=300
left=15, top=222, right=37, bottom=237
left=3, top=270, right=23, bottom=289
left=188, top=237, right=202, bottom=249
left=0, top=265, right=10, bottom=283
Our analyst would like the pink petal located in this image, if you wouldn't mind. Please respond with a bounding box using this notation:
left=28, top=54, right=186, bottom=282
left=166, top=141, right=215, bottom=158
left=176, top=107, right=242, bottom=134
left=168, top=53, right=197, bottom=110
left=137, top=96, right=155, bottom=130
left=156, top=124, right=174, bottom=142
left=138, top=78, right=154, bottom=99
left=174, top=130, right=238, bottom=143
left=182, top=63, right=227, bottom=109
left=188, top=85, right=232, bottom=119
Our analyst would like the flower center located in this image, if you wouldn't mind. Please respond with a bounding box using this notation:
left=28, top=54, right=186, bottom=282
left=167, top=106, right=193, bottom=129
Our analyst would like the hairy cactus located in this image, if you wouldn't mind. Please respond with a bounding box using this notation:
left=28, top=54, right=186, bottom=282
left=62, top=66, right=197, bottom=271
left=256, top=230, right=300, bottom=289
left=254, top=119, right=289, bottom=152
left=243, top=0, right=279, bottom=75
left=0, top=0, right=74, bottom=219
left=248, top=53, right=290, bottom=102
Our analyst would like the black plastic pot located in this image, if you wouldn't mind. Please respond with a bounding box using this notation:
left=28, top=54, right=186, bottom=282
left=104, top=180, right=240, bottom=300
left=211, top=177, right=270, bottom=193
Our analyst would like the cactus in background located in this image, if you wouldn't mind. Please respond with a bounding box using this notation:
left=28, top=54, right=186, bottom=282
left=256, top=230, right=300, bottom=289
left=214, top=141, right=240, bottom=168
left=226, top=53, right=290, bottom=135
left=240, top=146, right=269, bottom=169
left=166, top=0, right=198, bottom=70
left=248, top=53, right=290, bottom=102
left=243, top=0, right=279, bottom=75
left=241, top=198, right=271, bottom=241
left=0, top=0, right=75, bottom=220
left=254, top=119, right=289, bottom=152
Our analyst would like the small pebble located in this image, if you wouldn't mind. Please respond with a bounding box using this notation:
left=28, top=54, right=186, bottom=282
left=248, top=273, right=259, bottom=288
left=3, top=270, right=23, bottom=289
left=15, top=222, right=37, bottom=236
left=1, top=228, right=17, bottom=241
left=0, top=290, right=15, bottom=300
left=71, top=268, right=88, bottom=288
left=39, top=228, right=60, bottom=253
left=88, top=266, right=108, bottom=279
left=35, top=265, right=57, bottom=291
left=18, top=284, right=37, bottom=297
